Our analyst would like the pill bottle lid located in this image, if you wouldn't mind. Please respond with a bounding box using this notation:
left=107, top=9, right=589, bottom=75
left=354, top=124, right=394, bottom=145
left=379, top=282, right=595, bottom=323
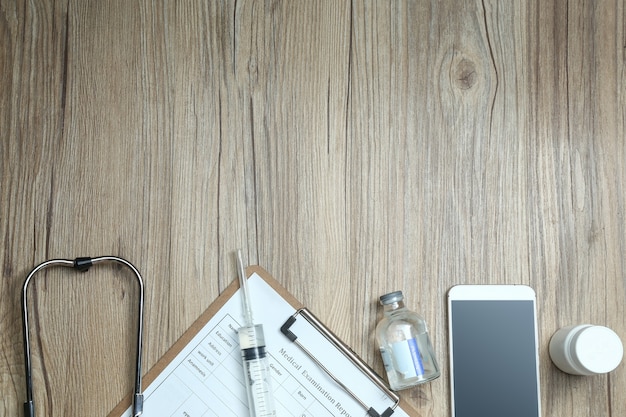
left=573, top=326, right=624, bottom=374
left=380, top=291, right=404, bottom=305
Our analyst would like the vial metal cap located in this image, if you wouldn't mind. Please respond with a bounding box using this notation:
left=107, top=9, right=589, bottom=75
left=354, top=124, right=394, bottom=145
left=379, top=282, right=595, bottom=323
left=380, top=291, right=404, bottom=305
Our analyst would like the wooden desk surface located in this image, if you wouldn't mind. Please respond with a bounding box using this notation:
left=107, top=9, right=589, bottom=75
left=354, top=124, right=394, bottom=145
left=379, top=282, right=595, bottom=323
left=1, top=1, right=624, bottom=416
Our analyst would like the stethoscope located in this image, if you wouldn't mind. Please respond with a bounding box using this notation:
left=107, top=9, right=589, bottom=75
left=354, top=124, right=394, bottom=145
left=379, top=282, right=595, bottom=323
left=21, top=256, right=145, bottom=417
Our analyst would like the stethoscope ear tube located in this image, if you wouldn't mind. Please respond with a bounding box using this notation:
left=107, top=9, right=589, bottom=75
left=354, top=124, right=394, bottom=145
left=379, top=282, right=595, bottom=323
left=21, top=256, right=145, bottom=417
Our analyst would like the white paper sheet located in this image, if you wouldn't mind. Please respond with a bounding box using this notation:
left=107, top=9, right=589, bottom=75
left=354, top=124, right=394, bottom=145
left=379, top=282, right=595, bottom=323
left=118, top=273, right=410, bottom=417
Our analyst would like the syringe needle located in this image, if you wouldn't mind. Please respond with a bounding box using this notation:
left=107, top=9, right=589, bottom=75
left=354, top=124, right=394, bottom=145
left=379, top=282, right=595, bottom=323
left=237, top=249, right=254, bottom=326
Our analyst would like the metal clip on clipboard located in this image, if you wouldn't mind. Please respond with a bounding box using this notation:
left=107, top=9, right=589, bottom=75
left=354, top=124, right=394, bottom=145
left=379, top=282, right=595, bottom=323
left=281, top=308, right=399, bottom=417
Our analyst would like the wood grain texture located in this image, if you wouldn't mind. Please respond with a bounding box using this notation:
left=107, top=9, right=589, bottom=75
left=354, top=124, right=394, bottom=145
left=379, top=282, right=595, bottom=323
left=1, top=1, right=624, bottom=416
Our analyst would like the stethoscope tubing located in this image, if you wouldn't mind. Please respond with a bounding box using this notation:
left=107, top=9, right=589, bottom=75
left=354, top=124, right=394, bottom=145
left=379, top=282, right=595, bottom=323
left=21, top=256, right=144, bottom=417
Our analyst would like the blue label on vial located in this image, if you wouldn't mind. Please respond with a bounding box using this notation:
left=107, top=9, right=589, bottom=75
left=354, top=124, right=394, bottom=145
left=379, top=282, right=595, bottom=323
left=391, top=338, right=424, bottom=378
left=407, top=338, right=425, bottom=376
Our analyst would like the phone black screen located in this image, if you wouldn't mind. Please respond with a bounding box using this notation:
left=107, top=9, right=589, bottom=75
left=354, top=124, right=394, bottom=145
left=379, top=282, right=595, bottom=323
left=450, top=300, right=540, bottom=417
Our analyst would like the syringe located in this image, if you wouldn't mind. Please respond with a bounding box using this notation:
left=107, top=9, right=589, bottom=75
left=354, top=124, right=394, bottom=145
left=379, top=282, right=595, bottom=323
left=236, top=250, right=277, bottom=417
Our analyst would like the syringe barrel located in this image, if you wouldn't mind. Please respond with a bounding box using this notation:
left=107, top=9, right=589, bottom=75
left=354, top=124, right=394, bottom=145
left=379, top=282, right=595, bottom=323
left=241, top=356, right=276, bottom=417
left=238, top=324, right=277, bottom=417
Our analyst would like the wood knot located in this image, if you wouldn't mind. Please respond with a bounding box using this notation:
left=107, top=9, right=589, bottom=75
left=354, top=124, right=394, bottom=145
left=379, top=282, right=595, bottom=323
left=454, top=58, right=477, bottom=90
left=248, top=56, right=258, bottom=84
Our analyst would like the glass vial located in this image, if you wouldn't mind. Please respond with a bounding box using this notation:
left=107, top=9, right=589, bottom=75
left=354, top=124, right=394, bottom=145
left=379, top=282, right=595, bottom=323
left=375, top=291, right=440, bottom=390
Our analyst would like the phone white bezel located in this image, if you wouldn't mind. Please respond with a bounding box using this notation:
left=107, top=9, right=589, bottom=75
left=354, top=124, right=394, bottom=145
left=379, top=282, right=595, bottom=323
left=447, top=284, right=542, bottom=417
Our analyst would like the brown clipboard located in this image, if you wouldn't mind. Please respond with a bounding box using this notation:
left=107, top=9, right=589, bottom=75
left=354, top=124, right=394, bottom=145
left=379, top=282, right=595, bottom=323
left=108, top=266, right=420, bottom=417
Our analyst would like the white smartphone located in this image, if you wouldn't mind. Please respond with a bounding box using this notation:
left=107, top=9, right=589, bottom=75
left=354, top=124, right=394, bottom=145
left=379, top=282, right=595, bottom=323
left=448, top=285, right=541, bottom=417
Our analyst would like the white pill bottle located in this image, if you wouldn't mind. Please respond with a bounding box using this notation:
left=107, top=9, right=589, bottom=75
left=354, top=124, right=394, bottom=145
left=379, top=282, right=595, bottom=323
left=549, top=325, right=623, bottom=375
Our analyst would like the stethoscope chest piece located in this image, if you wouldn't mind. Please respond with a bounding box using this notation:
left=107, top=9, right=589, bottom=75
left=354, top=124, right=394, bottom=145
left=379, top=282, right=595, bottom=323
left=21, top=256, right=145, bottom=417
